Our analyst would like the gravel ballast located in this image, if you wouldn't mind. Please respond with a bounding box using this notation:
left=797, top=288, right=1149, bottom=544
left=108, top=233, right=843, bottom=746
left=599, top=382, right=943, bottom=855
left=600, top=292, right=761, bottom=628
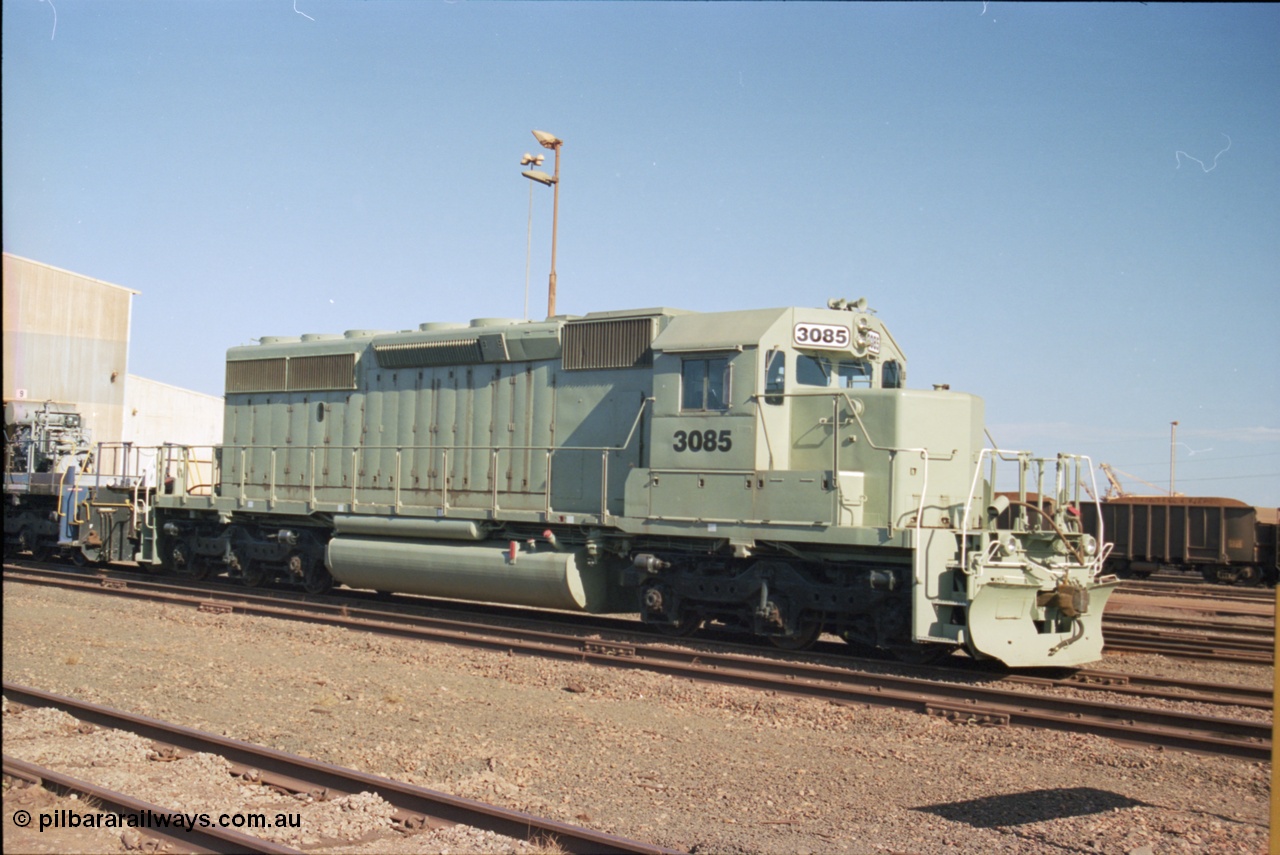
left=2, top=581, right=1271, bottom=854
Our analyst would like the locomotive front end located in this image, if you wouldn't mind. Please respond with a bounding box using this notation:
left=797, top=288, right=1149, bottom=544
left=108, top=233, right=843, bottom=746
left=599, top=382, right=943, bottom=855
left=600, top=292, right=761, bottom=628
left=962, top=454, right=1120, bottom=667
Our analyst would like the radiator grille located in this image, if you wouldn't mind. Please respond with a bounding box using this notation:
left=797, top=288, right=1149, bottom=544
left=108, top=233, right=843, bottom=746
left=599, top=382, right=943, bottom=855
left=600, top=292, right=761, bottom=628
left=226, top=354, right=357, bottom=393
left=373, top=338, right=483, bottom=368
left=226, top=358, right=287, bottom=393
left=562, top=318, right=654, bottom=370
left=288, top=353, right=357, bottom=391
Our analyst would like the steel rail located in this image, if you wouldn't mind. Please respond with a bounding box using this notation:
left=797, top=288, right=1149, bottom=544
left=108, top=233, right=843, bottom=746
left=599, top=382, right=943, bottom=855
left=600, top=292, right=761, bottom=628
left=1102, top=626, right=1273, bottom=664
left=1106, top=612, right=1274, bottom=639
left=13, top=559, right=1276, bottom=665
left=1055, top=668, right=1273, bottom=711
left=1, top=684, right=679, bottom=855
left=2, top=755, right=301, bottom=854
left=1119, top=581, right=1274, bottom=603
left=12, top=560, right=1277, bottom=672
left=3, top=568, right=1270, bottom=760
left=6, top=561, right=1273, bottom=716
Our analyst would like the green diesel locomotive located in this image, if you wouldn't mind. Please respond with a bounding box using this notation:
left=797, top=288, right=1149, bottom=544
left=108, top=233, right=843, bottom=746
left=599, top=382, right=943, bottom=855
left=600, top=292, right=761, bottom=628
left=149, top=299, right=1118, bottom=667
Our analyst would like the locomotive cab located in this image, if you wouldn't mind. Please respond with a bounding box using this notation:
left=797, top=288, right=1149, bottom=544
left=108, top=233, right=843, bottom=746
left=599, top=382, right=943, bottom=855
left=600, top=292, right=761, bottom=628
left=622, top=300, right=1117, bottom=666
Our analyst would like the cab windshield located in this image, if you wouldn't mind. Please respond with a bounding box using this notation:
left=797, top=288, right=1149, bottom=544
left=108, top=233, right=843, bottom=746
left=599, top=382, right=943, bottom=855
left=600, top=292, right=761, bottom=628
left=795, top=355, right=873, bottom=389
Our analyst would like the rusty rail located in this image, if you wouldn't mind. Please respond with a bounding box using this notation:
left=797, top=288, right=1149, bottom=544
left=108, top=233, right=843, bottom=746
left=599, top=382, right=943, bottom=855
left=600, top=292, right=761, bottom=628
left=2, top=683, right=679, bottom=855
left=2, top=755, right=300, bottom=854
left=3, top=565, right=1270, bottom=761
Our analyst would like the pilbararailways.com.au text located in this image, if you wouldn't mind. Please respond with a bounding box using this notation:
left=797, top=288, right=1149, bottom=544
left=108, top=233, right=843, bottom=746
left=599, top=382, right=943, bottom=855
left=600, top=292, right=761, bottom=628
left=18, top=808, right=302, bottom=833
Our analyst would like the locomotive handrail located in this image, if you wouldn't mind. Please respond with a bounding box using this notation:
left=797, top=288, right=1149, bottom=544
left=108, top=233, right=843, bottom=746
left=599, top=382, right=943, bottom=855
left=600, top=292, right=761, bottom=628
left=166, top=399, right=650, bottom=514
left=89, top=441, right=156, bottom=490
left=840, top=398, right=942, bottom=541
left=204, top=407, right=653, bottom=517
left=982, top=429, right=1024, bottom=462
left=958, top=451, right=1108, bottom=579
left=55, top=466, right=92, bottom=526
left=961, top=447, right=1019, bottom=578
left=747, top=390, right=949, bottom=533
left=55, top=466, right=69, bottom=520
left=841, top=394, right=957, bottom=462
left=621, top=397, right=654, bottom=452
left=177, top=446, right=215, bottom=497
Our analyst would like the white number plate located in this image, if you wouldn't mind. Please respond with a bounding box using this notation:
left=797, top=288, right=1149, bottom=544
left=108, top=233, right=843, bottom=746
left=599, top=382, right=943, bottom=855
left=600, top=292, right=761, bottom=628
left=793, top=322, right=851, bottom=350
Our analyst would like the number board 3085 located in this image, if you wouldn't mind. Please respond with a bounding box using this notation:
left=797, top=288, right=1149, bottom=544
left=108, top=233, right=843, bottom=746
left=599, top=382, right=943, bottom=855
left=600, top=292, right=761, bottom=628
left=793, top=322, right=851, bottom=350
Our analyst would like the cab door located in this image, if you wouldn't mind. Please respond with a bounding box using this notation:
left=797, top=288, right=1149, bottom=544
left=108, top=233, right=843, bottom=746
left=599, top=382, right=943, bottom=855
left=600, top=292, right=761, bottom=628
left=643, top=350, right=756, bottom=522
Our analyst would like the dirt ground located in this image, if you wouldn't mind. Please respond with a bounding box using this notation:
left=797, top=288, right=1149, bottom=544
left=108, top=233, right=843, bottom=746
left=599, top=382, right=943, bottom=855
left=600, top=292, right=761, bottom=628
left=2, top=580, right=1272, bottom=854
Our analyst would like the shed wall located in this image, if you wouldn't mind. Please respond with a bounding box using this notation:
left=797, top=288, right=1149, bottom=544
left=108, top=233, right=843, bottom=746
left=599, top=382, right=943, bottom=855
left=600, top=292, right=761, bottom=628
left=2, top=253, right=136, bottom=445
left=122, top=375, right=224, bottom=448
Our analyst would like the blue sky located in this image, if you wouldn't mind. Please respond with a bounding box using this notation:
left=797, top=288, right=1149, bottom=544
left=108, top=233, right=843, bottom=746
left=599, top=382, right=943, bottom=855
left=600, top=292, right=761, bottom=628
left=4, top=1, right=1278, bottom=506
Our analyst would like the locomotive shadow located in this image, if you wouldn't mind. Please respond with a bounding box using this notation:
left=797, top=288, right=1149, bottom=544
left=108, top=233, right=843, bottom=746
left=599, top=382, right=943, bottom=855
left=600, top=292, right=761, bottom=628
left=914, top=787, right=1150, bottom=828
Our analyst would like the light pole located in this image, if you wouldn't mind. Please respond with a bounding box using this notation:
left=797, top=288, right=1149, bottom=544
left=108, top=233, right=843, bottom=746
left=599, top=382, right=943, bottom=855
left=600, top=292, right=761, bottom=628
left=521, top=129, right=563, bottom=318
left=1169, top=420, right=1178, bottom=496
left=518, top=152, right=544, bottom=320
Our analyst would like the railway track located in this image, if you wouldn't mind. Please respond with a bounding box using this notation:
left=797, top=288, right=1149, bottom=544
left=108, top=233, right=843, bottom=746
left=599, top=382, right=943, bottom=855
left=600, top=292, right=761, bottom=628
left=1119, top=579, right=1275, bottom=605
left=7, top=558, right=1274, bottom=667
left=1101, top=626, right=1273, bottom=664
left=3, top=755, right=299, bottom=854
left=2, top=683, right=678, bottom=855
left=4, top=564, right=1270, bottom=761
left=1103, top=581, right=1275, bottom=662
left=1106, top=612, right=1273, bottom=638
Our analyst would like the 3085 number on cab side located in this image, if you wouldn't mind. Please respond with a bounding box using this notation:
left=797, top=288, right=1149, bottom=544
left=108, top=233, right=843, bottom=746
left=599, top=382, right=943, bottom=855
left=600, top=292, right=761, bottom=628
left=673, top=429, right=732, bottom=453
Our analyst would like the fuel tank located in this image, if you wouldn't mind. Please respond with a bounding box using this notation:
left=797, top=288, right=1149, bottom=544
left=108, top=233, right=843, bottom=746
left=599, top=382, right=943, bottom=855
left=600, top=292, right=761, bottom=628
left=325, top=536, right=608, bottom=612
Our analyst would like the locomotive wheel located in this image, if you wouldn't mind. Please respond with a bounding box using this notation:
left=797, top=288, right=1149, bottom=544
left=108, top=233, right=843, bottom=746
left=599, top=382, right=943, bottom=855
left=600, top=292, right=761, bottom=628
left=9, top=527, right=34, bottom=558
left=303, top=560, right=334, bottom=595
left=838, top=633, right=876, bottom=655
left=769, top=616, right=822, bottom=651
left=653, top=609, right=703, bottom=637
left=1236, top=566, right=1263, bottom=587
left=169, top=540, right=196, bottom=577
left=232, top=548, right=265, bottom=588
left=889, top=643, right=954, bottom=666
left=183, top=555, right=211, bottom=581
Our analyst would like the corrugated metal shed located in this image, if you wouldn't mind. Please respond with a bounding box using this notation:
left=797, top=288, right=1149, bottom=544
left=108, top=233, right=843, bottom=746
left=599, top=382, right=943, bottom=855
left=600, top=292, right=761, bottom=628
left=122, top=375, right=223, bottom=448
left=2, top=253, right=137, bottom=445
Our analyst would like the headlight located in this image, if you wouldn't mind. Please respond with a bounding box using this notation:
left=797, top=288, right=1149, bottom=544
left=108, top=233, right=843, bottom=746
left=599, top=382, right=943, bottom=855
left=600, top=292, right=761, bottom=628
left=1080, top=534, right=1097, bottom=557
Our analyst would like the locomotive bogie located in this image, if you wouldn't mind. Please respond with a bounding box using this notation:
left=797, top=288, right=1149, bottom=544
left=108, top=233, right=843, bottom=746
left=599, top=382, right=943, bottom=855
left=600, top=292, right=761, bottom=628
left=157, top=515, right=329, bottom=590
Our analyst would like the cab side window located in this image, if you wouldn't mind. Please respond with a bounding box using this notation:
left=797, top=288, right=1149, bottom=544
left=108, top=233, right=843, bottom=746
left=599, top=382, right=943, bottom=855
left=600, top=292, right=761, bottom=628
left=882, top=360, right=903, bottom=389
left=764, top=350, right=785, bottom=405
left=681, top=357, right=730, bottom=411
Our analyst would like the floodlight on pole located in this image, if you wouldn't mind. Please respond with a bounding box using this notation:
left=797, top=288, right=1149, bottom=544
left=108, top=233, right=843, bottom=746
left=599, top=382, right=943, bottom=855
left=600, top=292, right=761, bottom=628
left=520, top=129, right=563, bottom=318
left=521, top=169, right=555, bottom=186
